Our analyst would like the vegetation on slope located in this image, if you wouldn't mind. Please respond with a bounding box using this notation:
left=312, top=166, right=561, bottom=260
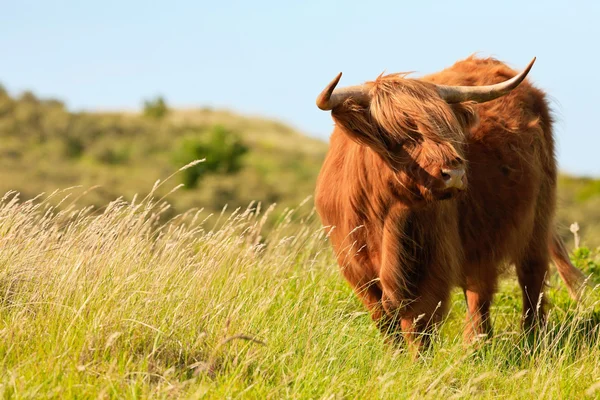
left=0, top=87, right=326, bottom=224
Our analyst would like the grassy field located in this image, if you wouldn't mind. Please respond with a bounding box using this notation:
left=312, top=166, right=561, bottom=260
left=1, top=173, right=600, bottom=399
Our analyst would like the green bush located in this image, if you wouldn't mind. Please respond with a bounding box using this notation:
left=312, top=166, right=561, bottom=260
left=571, top=246, right=600, bottom=282
left=89, top=141, right=131, bottom=164
left=172, top=125, right=249, bottom=189
left=143, top=96, right=168, bottom=119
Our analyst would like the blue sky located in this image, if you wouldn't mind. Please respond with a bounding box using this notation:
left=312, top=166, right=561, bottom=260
left=2, top=0, right=599, bottom=176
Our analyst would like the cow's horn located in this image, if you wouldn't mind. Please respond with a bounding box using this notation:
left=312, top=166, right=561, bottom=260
left=435, top=57, right=536, bottom=104
left=316, top=72, right=372, bottom=110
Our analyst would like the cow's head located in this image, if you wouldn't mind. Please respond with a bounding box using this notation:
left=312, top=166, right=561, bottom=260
left=316, top=58, right=535, bottom=206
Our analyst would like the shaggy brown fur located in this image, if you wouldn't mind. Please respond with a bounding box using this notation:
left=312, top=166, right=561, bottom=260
left=314, top=56, right=587, bottom=352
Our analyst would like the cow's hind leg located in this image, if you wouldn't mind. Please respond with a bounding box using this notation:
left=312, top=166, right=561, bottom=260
left=515, top=242, right=549, bottom=331
left=514, top=197, right=553, bottom=332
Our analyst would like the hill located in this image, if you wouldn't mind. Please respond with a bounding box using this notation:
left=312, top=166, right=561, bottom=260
left=0, top=87, right=327, bottom=223
left=0, top=85, right=599, bottom=247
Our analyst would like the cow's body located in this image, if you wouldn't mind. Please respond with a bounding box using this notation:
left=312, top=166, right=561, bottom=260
left=315, top=56, right=584, bottom=349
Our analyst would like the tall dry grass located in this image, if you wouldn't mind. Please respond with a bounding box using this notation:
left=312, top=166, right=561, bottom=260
left=1, top=168, right=600, bottom=398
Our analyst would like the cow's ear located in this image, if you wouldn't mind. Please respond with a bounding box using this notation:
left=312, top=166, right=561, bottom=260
left=451, top=103, right=479, bottom=132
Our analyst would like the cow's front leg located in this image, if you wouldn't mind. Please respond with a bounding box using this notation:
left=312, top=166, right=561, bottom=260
left=380, top=269, right=451, bottom=354
left=398, top=274, right=452, bottom=355
left=378, top=211, right=451, bottom=355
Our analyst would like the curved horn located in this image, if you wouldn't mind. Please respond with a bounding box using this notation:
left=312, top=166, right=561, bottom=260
left=316, top=72, right=371, bottom=110
left=436, top=57, right=536, bottom=104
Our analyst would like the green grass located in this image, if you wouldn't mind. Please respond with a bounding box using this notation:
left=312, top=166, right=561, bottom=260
left=1, top=176, right=600, bottom=399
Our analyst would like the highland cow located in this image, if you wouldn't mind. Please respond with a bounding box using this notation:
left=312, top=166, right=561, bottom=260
left=314, top=56, right=587, bottom=352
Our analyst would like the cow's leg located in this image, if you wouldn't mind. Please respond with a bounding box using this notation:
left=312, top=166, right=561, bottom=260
left=341, top=264, right=410, bottom=344
left=515, top=245, right=549, bottom=331
left=378, top=213, right=412, bottom=344
left=377, top=210, right=454, bottom=354
left=336, top=259, right=393, bottom=328
left=349, top=274, right=385, bottom=321
left=462, top=267, right=498, bottom=343
left=380, top=254, right=452, bottom=353
left=398, top=280, right=451, bottom=354
left=513, top=202, right=552, bottom=332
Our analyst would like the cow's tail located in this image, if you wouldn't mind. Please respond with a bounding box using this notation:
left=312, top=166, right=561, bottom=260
left=549, top=231, right=589, bottom=301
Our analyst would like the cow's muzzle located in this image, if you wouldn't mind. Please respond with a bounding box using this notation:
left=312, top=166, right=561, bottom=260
left=441, top=168, right=467, bottom=190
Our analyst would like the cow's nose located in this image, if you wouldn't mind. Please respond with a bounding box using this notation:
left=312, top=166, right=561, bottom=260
left=440, top=168, right=466, bottom=190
